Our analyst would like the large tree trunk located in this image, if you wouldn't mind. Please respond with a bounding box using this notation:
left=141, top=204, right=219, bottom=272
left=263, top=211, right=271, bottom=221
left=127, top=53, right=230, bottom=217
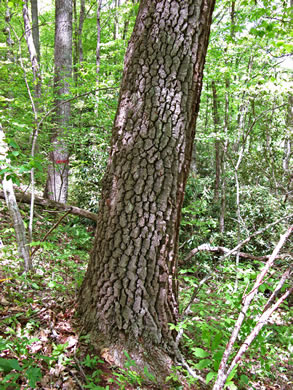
left=78, top=0, right=215, bottom=382
left=44, top=0, right=72, bottom=203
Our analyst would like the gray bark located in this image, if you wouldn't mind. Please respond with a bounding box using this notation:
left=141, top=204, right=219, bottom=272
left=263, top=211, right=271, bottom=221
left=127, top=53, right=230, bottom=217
left=212, top=80, right=221, bottom=203
left=213, top=227, right=293, bottom=390
left=95, top=0, right=102, bottom=112
left=44, top=0, right=72, bottom=203
left=30, top=0, right=40, bottom=63
left=0, top=126, right=31, bottom=272
left=122, top=0, right=130, bottom=40
left=78, top=0, right=215, bottom=382
left=4, top=3, right=14, bottom=49
left=23, top=0, right=42, bottom=242
left=219, top=79, right=229, bottom=233
left=96, top=0, right=102, bottom=78
left=113, top=0, right=120, bottom=40
left=78, top=0, right=86, bottom=63
left=23, top=1, right=41, bottom=106
left=283, top=95, right=293, bottom=203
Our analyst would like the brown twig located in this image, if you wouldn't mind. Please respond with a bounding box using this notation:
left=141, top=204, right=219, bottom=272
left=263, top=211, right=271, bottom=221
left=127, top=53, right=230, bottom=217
left=31, top=209, right=72, bottom=257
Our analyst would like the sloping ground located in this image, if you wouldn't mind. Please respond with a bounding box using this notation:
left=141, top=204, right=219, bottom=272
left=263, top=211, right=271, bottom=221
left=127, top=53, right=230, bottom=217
left=0, top=203, right=184, bottom=389
left=0, top=201, right=292, bottom=389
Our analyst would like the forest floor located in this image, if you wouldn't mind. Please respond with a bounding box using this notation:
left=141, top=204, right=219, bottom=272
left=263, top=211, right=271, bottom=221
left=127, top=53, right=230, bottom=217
left=0, top=203, right=183, bottom=389
left=0, top=202, right=292, bottom=389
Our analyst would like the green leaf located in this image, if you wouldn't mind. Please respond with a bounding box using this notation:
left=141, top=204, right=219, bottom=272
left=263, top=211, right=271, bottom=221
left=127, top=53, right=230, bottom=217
left=227, top=364, right=238, bottom=382
left=7, top=139, right=18, bottom=149
left=194, top=359, right=211, bottom=370
left=225, top=381, right=237, bottom=389
left=213, top=351, right=223, bottom=371
left=29, top=241, right=41, bottom=247
left=193, top=348, right=209, bottom=358
left=240, top=374, right=249, bottom=384
left=212, top=333, right=222, bottom=350
left=26, top=366, right=42, bottom=387
left=206, top=371, right=217, bottom=384
left=0, top=358, right=21, bottom=373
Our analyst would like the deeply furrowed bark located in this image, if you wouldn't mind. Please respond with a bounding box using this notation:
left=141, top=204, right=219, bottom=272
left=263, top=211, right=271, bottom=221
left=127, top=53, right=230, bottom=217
left=78, top=0, right=215, bottom=382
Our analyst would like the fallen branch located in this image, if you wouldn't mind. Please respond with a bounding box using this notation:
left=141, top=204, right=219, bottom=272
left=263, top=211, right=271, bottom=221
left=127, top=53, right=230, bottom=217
left=262, top=266, right=292, bottom=312
left=0, top=190, right=98, bottom=222
left=221, top=214, right=293, bottom=260
left=226, top=287, right=292, bottom=380
left=212, top=226, right=293, bottom=390
left=184, top=243, right=291, bottom=263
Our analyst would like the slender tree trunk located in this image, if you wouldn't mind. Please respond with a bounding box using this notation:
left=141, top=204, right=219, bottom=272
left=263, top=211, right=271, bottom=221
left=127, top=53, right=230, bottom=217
left=219, top=79, right=230, bottom=234
left=283, top=95, right=293, bottom=202
left=4, top=2, right=14, bottom=58
left=230, top=0, right=236, bottom=37
left=95, top=0, right=102, bottom=113
left=78, top=0, right=86, bottom=63
left=78, top=0, right=215, bottom=382
left=23, top=0, right=42, bottom=242
left=96, top=0, right=102, bottom=78
left=44, top=0, right=72, bottom=203
left=30, top=0, right=40, bottom=63
left=73, top=0, right=78, bottom=85
left=2, top=5, right=31, bottom=269
left=0, top=125, right=31, bottom=272
left=212, top=80, right=221, bottom=203
left=122, top=0, right=135, bottom=41
left=23, top=0, right=41, bottom=103
left=113, top=0, right=120, bottom=40
left=122, top=0, right=130, bottom=40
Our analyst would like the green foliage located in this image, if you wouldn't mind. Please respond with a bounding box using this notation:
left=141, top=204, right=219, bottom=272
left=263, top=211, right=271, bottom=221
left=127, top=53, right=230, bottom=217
left=0, top=336, right=42, bottom=389
left=176, top=255, right=292, bottom=388
left=0, top=0, right=292, bottom=388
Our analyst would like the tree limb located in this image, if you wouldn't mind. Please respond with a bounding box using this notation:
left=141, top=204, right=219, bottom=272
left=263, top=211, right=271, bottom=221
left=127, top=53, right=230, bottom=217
left=212, top=226, right=293, bottom=390
left=184, top=243, right=291, bottom=263
left=0, top=190, right=98, bottom=222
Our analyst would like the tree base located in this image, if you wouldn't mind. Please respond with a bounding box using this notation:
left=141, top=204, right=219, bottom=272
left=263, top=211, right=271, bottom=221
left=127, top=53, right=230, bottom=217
left=83, top=330, right=183, bottom=387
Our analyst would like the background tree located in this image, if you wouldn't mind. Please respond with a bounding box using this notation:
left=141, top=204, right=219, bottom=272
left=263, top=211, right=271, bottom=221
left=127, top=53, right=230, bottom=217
left=30, top=0, right=40, bottom=63
left=44, top=0, right=72, bottom=203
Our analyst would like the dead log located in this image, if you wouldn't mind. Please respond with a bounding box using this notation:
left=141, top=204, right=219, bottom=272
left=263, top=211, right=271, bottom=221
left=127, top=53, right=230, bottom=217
left=184, top=243, right=291, bottom=263
left=0, top=190, right=98, bottom=223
